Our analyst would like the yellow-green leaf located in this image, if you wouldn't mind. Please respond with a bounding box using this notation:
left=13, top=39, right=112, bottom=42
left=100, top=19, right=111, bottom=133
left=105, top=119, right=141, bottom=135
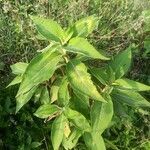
left=66, top=59, right=106, bottom=102
left=51, top=114, right=66, bottom=150
left=50, top=77, right=62, bottom=103
left=68, top=15, right=98, bottom=38
left=91, top=95, right=113, bottom=134
left=10, top=62, right=28, bottom=75
left=64, top=108, right=91, bottom=132
left=30, top=15, right=66, bottom=43
left=84, top=132, right=106, bottom=150
left=16, top=48, right=61, bottom=112
left=112, top=89, right=150, bottom=107
left=7, top=75, right=22, bottom=88
left=90, top=67, right=109, bottom=85
left=40, top=86, right=50, bottom=104
left=16, top=86, right=38, bottom=113
left=109, top=47, right=132, bottom=79
left=58, top=77, right=70, bottom=107
left=113, top=78, right=150, bottom=91
left=34, top=104, right=61, bottom=119
left=62, top=128, right=82, bottom=150
left=66, top=37, right=109, bottom=60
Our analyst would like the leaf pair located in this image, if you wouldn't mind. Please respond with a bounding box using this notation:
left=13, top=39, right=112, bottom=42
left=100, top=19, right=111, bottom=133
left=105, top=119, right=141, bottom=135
left=83, top=95, right=113, bottom=150
left=51, top=110, right=87, bottom=150
left=34, top=105, right=90, bottom=150
left=15, top=46, right=62, bottom=112
left=31, top=15, right=109, bottom=60
left=31, top=15, right=98, bottom=43
left=90, top=47, right=150, bottom=108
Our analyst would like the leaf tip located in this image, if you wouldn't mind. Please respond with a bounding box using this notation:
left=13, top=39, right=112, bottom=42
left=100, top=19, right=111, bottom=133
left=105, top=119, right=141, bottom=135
left=15, top=100, right=23, bottom=114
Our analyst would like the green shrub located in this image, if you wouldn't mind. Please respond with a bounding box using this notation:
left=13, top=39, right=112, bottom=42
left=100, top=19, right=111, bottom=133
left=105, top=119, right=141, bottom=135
left=8, top=15, right=150, bottom=150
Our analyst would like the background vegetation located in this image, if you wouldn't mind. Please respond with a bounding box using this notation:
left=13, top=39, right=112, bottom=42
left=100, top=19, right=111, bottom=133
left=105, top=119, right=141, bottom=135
left=0, top=0, right=150, bottom=149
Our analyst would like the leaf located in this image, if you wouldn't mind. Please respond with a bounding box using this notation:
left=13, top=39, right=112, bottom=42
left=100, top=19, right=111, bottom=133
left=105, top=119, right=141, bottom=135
left=58, top=77, right=70, bottom=107
left=34, top=86, right=43, bottom=102
left=90, top=66, right=116, bottom=85
left=37, top=42, right=60, bottom=53
left=51, top=114, right=66, bottom=150
left=109, top=47, right=132, bottom=79
left=84, top=132, right=106, bottom=150
left=50, top=77, right=62, bottom=103
left=66, top=59, right=106, bottom=102
left=64, top=121, right=71, bottom=138
left=64, top=28, right=74, bottom=44
left=68, top=15, right=98, bottom=38
left=113, top=78, right=150, bottom=91
left=16, top=86, right=38, bottom=113
left=90, top=67, right=109, bottom=85
left=70, top=90, right=89, bottom=118
left=105, top=139, right=119, bottom=150
left=30, top=15, right=66, bottom=43
left=7, top=75, right=22, bottom=87
left=91, top=95, right=113, bottom=134
left=10, top=62, right=28, bottom=75
left=113, top=100, right=128, bottom=118
left=40, top=86, right=50, bottom=104
left=66, top=37, right=109, bottom=60
left=111, top=89, right=150, bottom=107
left=31, top=142, right=42, bottom=148
left=64, top=108, right=91, bottom=132
left=16, top=48, right=61, bottom=112
left=62, top=128, right=82, bottom=150
left=34, top=104, right=61, bottom=119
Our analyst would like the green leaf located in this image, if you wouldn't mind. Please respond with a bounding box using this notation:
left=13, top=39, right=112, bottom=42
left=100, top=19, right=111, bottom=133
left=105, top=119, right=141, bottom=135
left=37, top=42, right=60, bottom=53
left=64, top=121, right=71, bottom=138
left=71, top=90, right=89, bottom=118
left=64, top=28, right=74, bottom=44
left=40, top=86, right=50, bottom=104
left=68, top=15, right=98, bottom=37
left=90, top=67, right=109, bottom=85
left=91, top=95, right=113, bottom=134
left=64, top=108, right=91, bottom=132
left=10, top=62, right=28, bottom=75
left=109, top=47, right=132, bottom=79
left=111, top=89, right=150, bottom=107
left=7, top=75, right=22, bottom=87
left=16, top=86, right=38, bottom=113
left=113, top=78, right=150, bottom=91
left=58, top=77, right=70, bottom=107
left=31, top=142, right=42, bottom=148
left=90, top=66, right=116, bottom=85
left=113, top=100, right=128, bottom=118
left=50, top=77, right=62, bottom=103
left=66, top=37, right=109, bottom=60
left=62, top=128, right=82, bottom=150
left=30, top=15, right=66, bottom=43
left=34, top=86, right=43, bottom=102
left=105, top=139, right=119, bottom=150
left=16, top=48, right=61, bottom=112
left=34, top=104, right=61, bottom=119
left=84, top=132, right=106, bottom=150
left=51, top=114, right=66, bottom=150
left=66, top=59, right=106, bottom=102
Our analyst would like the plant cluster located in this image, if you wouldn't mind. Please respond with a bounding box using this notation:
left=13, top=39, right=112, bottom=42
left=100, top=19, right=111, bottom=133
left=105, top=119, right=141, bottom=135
left=8, top=15, right=150, bottom=150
